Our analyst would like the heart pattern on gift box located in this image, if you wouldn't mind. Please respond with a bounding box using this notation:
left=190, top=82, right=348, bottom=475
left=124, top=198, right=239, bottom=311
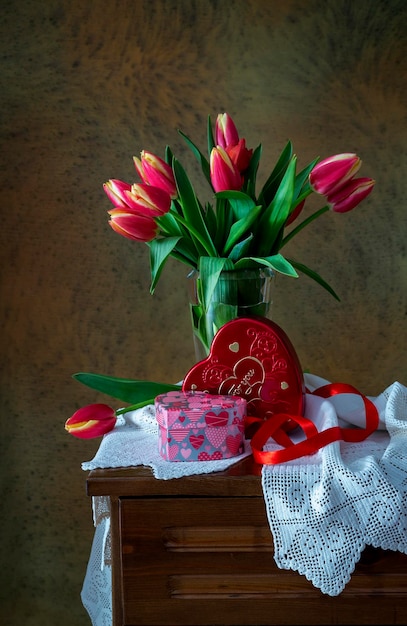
left=169, top=444, right=179, bottom=460
left=189, top=434, right=204, bottom=449
left=155, top=389, right=246, bottom=462
left=169, top=428, right=189, bottom=442
left=226, top=433, right=243, bottom=455
left=205, top=411, right=229, bottom=427
left=206, top=426, right=228, bottom=448
left=198, top=450, right=223, bottom=461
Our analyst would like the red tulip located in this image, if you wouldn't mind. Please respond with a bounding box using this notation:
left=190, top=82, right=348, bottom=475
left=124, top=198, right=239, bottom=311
left=104, top=180, right=171, bottom=243
left=210, top=146, right=243, bottom=192
left=286, top=199, right=306, bottom=226
left=215, top=113, right=253, bottom=173
left=65, top=404, right=116, bottom=439
left=104, top=181, right=171, bottom=216
left=226, top=138, right=253, bottom=173
left=103, top=179, right=133, bottom=208
left=215, top=112, right=240, bottom=149
left=134, top=151, right=177, bottom=199
left=310, top=153, right=361, bottom=196
left=327, top=177, right=375, bottom=213
left=127, top=183, right=171, bottom=216
left=108, top=209, right=159, bottom=241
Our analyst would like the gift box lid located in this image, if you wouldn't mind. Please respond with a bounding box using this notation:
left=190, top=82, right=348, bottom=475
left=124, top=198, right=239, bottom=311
left=182, top=317, right=305, bottom=423
left=155, top=390, right=247, bottom=429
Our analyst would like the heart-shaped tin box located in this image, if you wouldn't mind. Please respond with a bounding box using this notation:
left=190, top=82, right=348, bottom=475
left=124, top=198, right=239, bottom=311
left=182, top=317, right=305, bottom=429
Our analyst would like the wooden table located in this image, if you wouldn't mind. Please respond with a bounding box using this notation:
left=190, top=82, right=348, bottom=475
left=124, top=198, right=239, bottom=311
left=87, top=456, right=407, bottom=625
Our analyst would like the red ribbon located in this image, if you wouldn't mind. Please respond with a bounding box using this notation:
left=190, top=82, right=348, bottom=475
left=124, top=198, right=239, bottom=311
left=250, top=382, right=379, bottom=465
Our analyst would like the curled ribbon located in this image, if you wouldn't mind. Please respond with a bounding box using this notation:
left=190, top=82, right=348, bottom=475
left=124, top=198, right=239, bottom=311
left=250, top=383, right=379, bottom=465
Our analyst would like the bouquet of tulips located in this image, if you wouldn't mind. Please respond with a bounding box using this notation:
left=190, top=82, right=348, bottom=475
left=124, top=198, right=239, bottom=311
left=65, top=112, right=375, bottom=439
left=104, top=112, right=375, bottom=300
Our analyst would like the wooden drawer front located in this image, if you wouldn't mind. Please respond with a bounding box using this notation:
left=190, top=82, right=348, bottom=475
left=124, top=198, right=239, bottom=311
left=119, top=497, right=407, bottom=626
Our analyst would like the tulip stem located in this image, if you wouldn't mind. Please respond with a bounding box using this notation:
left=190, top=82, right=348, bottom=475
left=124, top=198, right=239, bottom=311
left=116, top=399, right=155, bottom=415
left=281, top=206, right=329, bottom=248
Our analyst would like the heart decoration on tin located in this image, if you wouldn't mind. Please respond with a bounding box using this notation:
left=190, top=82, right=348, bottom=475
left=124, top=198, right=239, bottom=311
left=182, top=317, right=305, bottom=433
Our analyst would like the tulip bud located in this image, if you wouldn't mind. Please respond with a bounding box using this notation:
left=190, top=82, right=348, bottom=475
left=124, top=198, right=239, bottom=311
left=103, top=179, right=133, bottom=208
left=286, top=199, right=306, bottom=226
left=127, top=183, right=171, bottom=216
left=108, top=209, right=159, bottom=241
left=327, top=177, right=375, bottom=213
left=215, top=112, right=240, bottom=149
left=134, top=151, right=177, bottom=199
left=310, top=153, right=361, bottom=196
left=226, top=138, right=253, bottom=173
left=210, top=146, right=243, bottom=192
left=65, top=404, right=116, bottom=439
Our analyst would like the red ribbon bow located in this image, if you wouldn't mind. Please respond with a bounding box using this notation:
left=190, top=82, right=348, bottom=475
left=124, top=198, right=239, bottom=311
left=250, top=383, right=379, bottom=465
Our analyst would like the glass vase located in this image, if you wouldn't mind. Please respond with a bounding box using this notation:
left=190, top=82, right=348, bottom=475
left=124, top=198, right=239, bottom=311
left=187, top=266, right=275, bottom=361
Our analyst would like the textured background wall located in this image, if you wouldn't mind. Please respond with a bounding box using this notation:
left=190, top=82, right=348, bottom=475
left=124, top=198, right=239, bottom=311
left=1, top=0, right=406, bottom=624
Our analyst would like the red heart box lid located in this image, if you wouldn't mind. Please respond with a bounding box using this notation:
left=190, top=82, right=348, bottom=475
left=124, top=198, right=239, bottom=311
left=182, top=317, right=305, bottom=424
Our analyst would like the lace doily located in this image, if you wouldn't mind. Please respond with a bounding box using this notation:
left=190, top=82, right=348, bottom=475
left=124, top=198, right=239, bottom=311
left=81, top=497, right=112, bottom=626
left=261, top=380, right=407, bottom=596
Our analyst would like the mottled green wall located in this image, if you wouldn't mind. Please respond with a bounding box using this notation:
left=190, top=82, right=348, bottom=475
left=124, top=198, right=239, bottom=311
left=1, top=0, right=406, bottom=624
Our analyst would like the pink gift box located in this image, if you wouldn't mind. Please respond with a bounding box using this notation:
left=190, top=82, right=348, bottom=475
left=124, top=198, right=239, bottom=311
left=154, top=391, right=247, bottom=462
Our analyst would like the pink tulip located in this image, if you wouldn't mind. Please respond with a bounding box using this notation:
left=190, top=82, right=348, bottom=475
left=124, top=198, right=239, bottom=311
left=310, top=153, right=362, bottom=196
left=215, top=113, right=253, bottom=173
left=104, top=180, right=170, bottom=243
left=127, top=183, right=171, bottom=216
left=327, top=177, right=375, bottom=213
left=65, top=404, right=116, bottom=439
left=210, top=146, right=243, bottom=192
left=104, top=181, right=171, bottom=217
left=108, top=209, right=159, bottom=241
left=103, top=179, right=133, bottom=208
left=226, top=138, right=253, bottom=173
left=215, top=112, right=240, bottom=149
left=134, top=151, right=177, bottom=199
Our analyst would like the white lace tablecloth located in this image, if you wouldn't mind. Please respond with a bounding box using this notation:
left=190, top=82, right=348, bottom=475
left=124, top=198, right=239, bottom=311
left=81, top=374, right=407, bottom=624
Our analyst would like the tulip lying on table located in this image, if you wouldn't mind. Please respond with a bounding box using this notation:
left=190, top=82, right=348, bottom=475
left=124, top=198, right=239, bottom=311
left=65, top=403, right=117, bottom=439
left=65, top=374, right=181, bottom=439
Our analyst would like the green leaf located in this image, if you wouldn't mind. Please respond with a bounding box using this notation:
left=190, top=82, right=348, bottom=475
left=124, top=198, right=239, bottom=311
left=207, top=114, right=215, bottom=156
left=213, top=196, right=228, bottom=251
left=222, top=205, right=262, bottom=255
left=243, top=144, right=262, bottom=197
left=170, top=237, right=199, bottom=265
left=178, top=130, right=211, bottom=186
left=293, top=158, right=318, bottom=199
left=198, top=256, right=234, bottom=310
left=287, top=258, right=340, bottom=300
left=242, top=254, right=298, bottom=277
left=203, top=202, right=218, bottom=240
left=258, top=141, right=293, bottom=206
left=73, top=372, right=181, bottom=404
left=164, top=144, right=175, bottom=167
left=169, top=248, right=198, bottom=269
left=149, top=236, right=182, bottom=293
left=256, top=156, right=297, bottom=255
left=157, top=209, right=184, bottom=236
left=227, top=233, right=254, bottom=262
left=215, top=190, right=257, bottom=220
left=172, top=157, right=217, bottom=257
